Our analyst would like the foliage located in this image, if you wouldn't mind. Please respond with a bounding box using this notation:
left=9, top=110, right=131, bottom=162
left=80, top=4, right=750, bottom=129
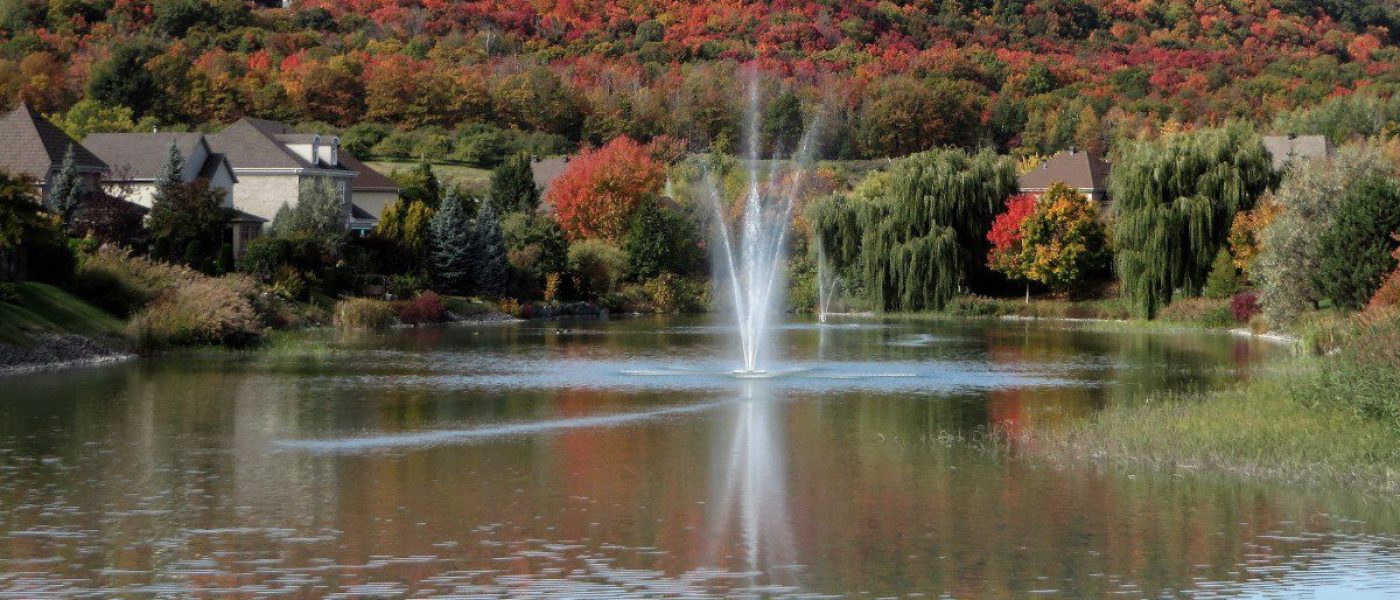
left=1226, top=198, right=1280, bottom=280
left=568, top=239, right=629, bottom=298
left=1157, top=298, right=1237, bottom=328
left=472, top=200, right=509, bottom=298
left=50, top=99, right=137, bottom=140
left=397, top=291, right=447, bottom=325
left=1203, top=249, right=1242, bottom=300
left=46, top=144, right=81, bottom=226
left=333, top=297, right=397, bottom=329
left=990, top=184, right=1107, bottom=293
left=374, top=197, right=435, bottom=270
left=811, top=148, right=1017, bottom=311
left=1232, top=290, right=1261, bottom=323
left=70, top=193, right=145, bottom=248
left=147, top=179, right=229, bottom=271
left=1257, top=144, right=1397, bottom=324
left=392, top=162, right=443, bottom=209
left=624, top=197, right=702, bottom=280
left=488, top=152, right=540, bottom=214
left=0, top=171, right=44, bottom=251
left=1310, top=176, right=1400, bottom=310
left=69, top=247, right=189, bottom=317
left=271, top=177, right=345, bottom=250
left=1272, top=93, right=1400, bottom=144
left=502, top=211, right=569, bottom=282
left=855, top=77, right=984, bottom=157
left=127, top=274, right=265, bottom=349
left=547, top=136, right=665, bottom=241
left=1110, top=123, right=1276, bottom=318
left=429, top=192, right=476, bottom=294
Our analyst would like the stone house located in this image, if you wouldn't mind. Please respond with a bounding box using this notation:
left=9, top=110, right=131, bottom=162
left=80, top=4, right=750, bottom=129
left=1017, top=148, right=1111, bottom=205
left=0, top=103, right=108, bottom=199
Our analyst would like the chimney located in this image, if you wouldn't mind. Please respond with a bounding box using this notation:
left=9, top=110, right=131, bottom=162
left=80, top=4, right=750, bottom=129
left=1068, top=145, right=1078, bottom=154
left=1287, top=132, right=1297, bottom=140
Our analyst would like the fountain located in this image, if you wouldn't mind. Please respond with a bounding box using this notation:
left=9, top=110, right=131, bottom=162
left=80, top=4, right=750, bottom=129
left=816, top=242, right=842, bottom=324
left=705, top=80, right=821, bottom=376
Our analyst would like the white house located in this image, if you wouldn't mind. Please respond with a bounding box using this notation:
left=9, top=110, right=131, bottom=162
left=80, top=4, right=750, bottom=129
left=83, top=132, right=238, bottom=208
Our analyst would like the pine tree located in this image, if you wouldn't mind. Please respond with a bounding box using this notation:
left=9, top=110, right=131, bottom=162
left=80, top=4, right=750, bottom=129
left=47, top=144, right=81, bottom=226
left=488, top=152, right=539, bottom=214
left=429, top=192, right=476, bottom=294
left=154, top=141, right=183, bottom=199
left=1311, top=176, right=1400, bottom=309
left=472, top=200, right=509, bottom=297
left=1203, top=249, right=1242, bottom=299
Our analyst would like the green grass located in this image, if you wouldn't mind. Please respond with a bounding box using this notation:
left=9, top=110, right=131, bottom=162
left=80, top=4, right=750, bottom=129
left=0, top=282, right=124, bottom=346
left=365, top=161, right=493, bottom=195
left=1026, top=310, right=1400, bottom=496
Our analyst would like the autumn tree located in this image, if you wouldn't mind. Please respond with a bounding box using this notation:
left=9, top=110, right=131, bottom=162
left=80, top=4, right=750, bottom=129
left=986, top=193, right=1038, bottom=301
left=988, top=185, right=1107, bottom=299
left=546, top=136, right=665, bottom=241
left=855, top=77, right=984, bottom=158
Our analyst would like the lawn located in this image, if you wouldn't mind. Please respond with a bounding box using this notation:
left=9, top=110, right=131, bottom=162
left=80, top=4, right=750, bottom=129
left=0, top=282, right=124, bottom=346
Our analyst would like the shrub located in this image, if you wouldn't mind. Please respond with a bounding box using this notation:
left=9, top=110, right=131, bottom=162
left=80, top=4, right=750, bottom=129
left=1230, top=291, right=1261, bottom=323
left=1157, top=298, right=1235, bottom=328
left=1310, top=176, right=1400, bottom=310
left=1203, top=249, right=1242, bottom=299
left=1370, top=268, right=1400, bottom=311
left=128, top=275, right=265, bottom=349
left=398, top=291, right=446, bottom=325
left=497, top=297, right=523, bottom=318
left=333, top=298, right=397, bottom=329
left=70, top=247, right=197, bottom=317
left=568, top=239, right=628, bottom=298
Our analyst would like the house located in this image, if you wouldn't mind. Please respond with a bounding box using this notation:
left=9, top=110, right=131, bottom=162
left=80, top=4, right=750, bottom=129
left=208, top=118, right=397, bottom=239
left=1018, top=147, right=1111, bottom=204
left=1262, top=134, right=1333, bottom=171
left=0, top=103, right=108, bottom=199
left=82, top=133, right=238, bottom=208
left=83, top=131, right=260, bottom=254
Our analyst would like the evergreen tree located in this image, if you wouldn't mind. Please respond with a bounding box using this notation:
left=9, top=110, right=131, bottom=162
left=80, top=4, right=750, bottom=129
left=272, top=177, right=346, bottom=250
left=1110, top=123, right=1276, bottom=318
left=1203, top=249, right=1242, bottom=299
left=472, top=200, right=509, bottom=297
left=488, top=152, right=540, bottom=214
left=46, top=144, right=81, bottom=226
left=1311, top=176, right=1400, bottom=309
left=429, top=192, right=476, bottom=294
left=147, top=179, right=229, bottom=269
left=153, top=141, right=184, bottom=202
left=394, top=162, right=442, bottom=209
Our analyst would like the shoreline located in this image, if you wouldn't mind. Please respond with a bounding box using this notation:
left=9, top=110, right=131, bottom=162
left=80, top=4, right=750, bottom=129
left=0, top=333, right=136, bottom=376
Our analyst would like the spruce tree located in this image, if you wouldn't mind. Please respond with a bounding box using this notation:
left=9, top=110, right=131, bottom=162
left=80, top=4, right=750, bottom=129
left=488, top=152, right=539, bottom=214
left=624, top=197, right=670, bottom=280
left=154, top=141, right=183, bottom=197
left=472, top=200, right=509, bottom=298
left=429, top=192, right=476, bottom=294
left=1311, top=176, right=1400, bottom=309
left=47, top=144, right=81, bottom=226
left=1203, top=249, right=1242, bottom=299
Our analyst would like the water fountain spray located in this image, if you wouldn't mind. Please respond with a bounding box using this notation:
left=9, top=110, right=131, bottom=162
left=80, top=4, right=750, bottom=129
left=705, top=78, right=822, bottom=375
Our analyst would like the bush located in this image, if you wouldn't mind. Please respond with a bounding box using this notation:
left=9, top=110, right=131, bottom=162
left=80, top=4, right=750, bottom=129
left=1311, top=176, right=1400, bottom=310
left=333, top=298, right=397, bottom=329
left=1157, top=298, right=1236, bottom=328
left=1230, top=291, right=1261, bottom=323
left=568, top=239, right=628, bottom=298
left=1203, top=249, right=1241, bottom=299
left=70, top=247, right=197, bottom=317
left=1370, top=268, right=1400, bottom=311
left=127, top=275, right=265, bottom=349
left=398, top=291, right=447, bottom=325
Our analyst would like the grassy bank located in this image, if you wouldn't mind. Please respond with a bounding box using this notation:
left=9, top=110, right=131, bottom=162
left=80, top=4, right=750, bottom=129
left=1024, top=309, right=1400, bottom=496
left=0, top=282, right=123, bottom=346
left=885, top=294, right=1252, bottom=331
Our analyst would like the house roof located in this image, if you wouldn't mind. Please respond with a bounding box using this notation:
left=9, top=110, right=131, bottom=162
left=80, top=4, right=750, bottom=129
left=82, top=132, right=206, bottom=180
left=1018, top=149, right=1110, bottom=193
left=531, top=156, right=570, bottom=194
left=208, top=118, right=351, bottom=173
left=339, top=153, right=400, bottom=192
left=1262, top=135, right=1332, bottom=170
left=0, top=103, right=108, bottom=180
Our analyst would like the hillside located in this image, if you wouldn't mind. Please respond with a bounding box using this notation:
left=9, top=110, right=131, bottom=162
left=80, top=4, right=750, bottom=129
left=3, top=1, right=1399, bottom=160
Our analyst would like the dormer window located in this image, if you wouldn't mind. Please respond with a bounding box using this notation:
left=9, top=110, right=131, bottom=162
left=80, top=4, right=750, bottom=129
left=330, top=137, right=340, bottom=166
left=311, top=135, right=321, bottom=165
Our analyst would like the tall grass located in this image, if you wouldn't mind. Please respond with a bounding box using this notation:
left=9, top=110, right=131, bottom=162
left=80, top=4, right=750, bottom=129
left=333, top=298, right=398, bottom=329
left=1029, top=308, right=1400, bottom=495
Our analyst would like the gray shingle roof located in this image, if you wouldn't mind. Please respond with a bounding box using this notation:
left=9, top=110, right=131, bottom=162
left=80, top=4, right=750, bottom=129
left=339, top=153, right=399, bottom=192
left=1018, top=149, right=1110, bottom=193
left=82, top=133, right=206, bottom=180
left=1262, top=135, right=1333, bottom=170
left=531, top=156, right=570, bottom=193
left=208, top=118, right=351, bottom=173
left=0, top=103, right=107, bottom=181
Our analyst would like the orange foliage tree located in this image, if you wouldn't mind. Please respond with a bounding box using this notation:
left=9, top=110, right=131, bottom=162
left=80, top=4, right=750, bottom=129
left=546, top=136, right=665, bottom=241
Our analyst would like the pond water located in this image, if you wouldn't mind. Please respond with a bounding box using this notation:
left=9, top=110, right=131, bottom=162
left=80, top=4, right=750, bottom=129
left=1, top=316, right=1397, bottom=599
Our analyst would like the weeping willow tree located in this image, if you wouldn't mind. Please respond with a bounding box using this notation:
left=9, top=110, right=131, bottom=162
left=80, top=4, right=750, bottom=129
left=808, top=148, right=1017, bottom=311
left=1111, top=123, right=1277, bottom=318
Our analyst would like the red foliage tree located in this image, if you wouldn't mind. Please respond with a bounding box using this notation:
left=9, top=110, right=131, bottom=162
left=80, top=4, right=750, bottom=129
left=986, top=193, right=1037, bottom=279
left=546, top=136, right=665, bottom=242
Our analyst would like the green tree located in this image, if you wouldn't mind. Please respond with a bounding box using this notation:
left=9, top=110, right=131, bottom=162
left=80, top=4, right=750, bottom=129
left=502, top=211, right=569, bottom=283
left=810, top=148, right=1018, bottom=311
left=374, top=198, right=435, bottom=271
left=272, top=177, right=346, bottom=248
left=0, top=171, right=42, bottom=251
left=1257, top=144, right=1395, bottom=323
left=148, top=180, right=229, bottom=270
left=762, top=91, right=804, bottom=152
left=1311, top=176, right=1400, bottom=309
left=472, top=200, right=508, bottom=297
left=50, top=99, right=136, bottom=139
left=46, top=144, right=80, bottom=227
left=1110, top=123, right=1276, bottom=318
left=855, top=77, right=984, bottom=158
left=1203, top=249, right=1242, bottom=299
left=88, top=42, right=160, bottom=117
left=624, top=197, right=701, bottom=279
left=488, top=152, right=539, bottom=214
left=429, top=192, right=476, bottom=294
left=393, top=162, right=442, bottom=209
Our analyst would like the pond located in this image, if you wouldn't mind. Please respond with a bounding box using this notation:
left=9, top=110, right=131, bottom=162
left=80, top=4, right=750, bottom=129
left=1, top=316, right=1397, bottom=598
